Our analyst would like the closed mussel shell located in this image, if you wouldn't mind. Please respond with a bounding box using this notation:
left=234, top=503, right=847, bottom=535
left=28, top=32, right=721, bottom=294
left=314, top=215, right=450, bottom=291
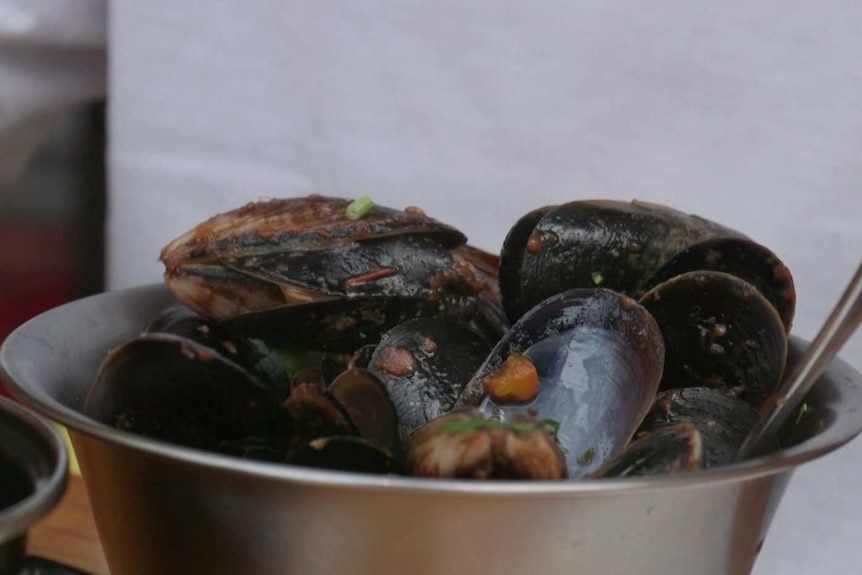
left=639, top=271, right=788, bottom=405
left=500, top=200, right=741, bottom=323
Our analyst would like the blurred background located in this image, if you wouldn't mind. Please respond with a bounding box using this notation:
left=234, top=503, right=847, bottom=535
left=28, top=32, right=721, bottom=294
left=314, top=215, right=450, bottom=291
left=0, top=103, right=105, bottom=398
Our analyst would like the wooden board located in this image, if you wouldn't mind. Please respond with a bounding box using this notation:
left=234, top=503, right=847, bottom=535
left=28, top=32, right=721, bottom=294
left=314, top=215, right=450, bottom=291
left=27, top=475, right=109, bottom=575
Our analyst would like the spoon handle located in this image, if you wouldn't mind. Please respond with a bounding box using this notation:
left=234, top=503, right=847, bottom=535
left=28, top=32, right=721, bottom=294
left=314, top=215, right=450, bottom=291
left=737, top=260, right=862, bottom=461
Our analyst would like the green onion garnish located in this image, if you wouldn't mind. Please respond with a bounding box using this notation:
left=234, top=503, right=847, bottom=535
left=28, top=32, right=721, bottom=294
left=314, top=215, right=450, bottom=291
left=346, top=196, right=375, bottom=220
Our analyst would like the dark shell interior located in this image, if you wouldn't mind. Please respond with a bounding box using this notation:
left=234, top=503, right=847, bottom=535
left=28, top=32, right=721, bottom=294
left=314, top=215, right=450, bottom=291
left=283, top=383, right=358, bottom=451
left=84, top=334, right=284, bottom=452
left=641, top=237, right=796, bottom=331
left=591, top=423, right=703, bottom=478
left=639, top=271, right=788, bottom=405
left=328, top=368, right=402, bottom=457
left=147, top=304, right=289, bottom=398
left=638, top=387, right=762, bottom=468
left=287, top=436, right=402, bottom=475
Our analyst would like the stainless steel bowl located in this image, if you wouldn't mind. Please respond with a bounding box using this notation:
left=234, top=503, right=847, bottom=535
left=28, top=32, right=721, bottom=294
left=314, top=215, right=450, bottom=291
left=2, top=285, right=862, bottom=575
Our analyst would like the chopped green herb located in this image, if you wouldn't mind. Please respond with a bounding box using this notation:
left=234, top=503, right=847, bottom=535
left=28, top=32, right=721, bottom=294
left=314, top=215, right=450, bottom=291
left=277, top=347, right=308, bottom=379
left=576, top=446, right=596, bottom=465
left=591, top=272, right=604, bottom=285
left=346, top=196, right=375, bottom=220
left=794, top=402, right=811, bottom=426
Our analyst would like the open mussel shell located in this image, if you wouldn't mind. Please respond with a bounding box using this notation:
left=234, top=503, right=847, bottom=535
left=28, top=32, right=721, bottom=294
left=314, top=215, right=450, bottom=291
left=638, top=387, right=763, bottom=467
left=368, top=318, right=492, bottom=439
left=460, top=288, right=665, bottom=478
left=405, top=408, right=567, bottom=480
left=642, top=237, right=796, bottom=331
left=287, top=436, right=403, bottom=475
left=84, top=333, right=284, bottom=452
left=639, top=271, right=788, bottom=405
left=328, top=368, right=402, bottom=457
left=283, top=383, right=359, bottom=450
left=499, top=200, right=743, bottom=323
left=591, top=424, right=703, bottom=478
left=147, top=304, right=290, bottom=399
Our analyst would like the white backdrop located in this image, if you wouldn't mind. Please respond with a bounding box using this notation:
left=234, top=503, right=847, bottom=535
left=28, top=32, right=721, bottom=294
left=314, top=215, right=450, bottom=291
left=3, top=1, right=862, bottom=573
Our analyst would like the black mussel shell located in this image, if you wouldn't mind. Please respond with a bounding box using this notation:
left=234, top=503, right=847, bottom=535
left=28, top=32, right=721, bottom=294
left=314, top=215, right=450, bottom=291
left=642, top=237, right=796, bottom=331
left=320, top=354, right=350, bottom=386
left=147, top=304, right=290, bottom=399
left=291, top=366, right=324, bottom=388
left=283, top=383, right=359, bottom=450
left=639, top=271, right=788, bottom=405
left=460, top=288, right=665, bottom=478
left=405, top=408, right=567, bottom=480
left=222, top=235, right=484, bottom=303
left=328, top=368, right=402, bottom=457
left=213, top=435, right=286, bottom=462
left=500, top=200, right=742, bottom=323
left=638, top=387, right=763, bottom=467
left=591, top=423, right=703, bottom=478
left=287, top=436, right=402, bottom=475
left=221, top=295, right=483, bottom=354
left=498, top=205, right=555, bottom=322
left=350, top=345, right=378, bottom=370
left=368, top=318, right=492, bottom=439
left=84, top=333, right=284, bottom=452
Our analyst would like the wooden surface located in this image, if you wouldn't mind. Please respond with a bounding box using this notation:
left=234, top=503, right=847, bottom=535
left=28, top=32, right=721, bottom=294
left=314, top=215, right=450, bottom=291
left=27, top=475, right=110, bottom=575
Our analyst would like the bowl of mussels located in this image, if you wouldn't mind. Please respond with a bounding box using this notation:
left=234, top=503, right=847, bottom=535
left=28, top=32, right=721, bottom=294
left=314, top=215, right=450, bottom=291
left=2, top=196, right=861, bottom=575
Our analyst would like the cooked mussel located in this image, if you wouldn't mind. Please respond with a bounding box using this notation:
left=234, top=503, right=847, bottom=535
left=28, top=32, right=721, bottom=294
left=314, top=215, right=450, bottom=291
left=405, top=408, right=567, bottom=480
left=641, top=237, right=795, bottom=331
left=459, top=288, right=665, bottom=477
left=637, top=387, right=763, bottom=467
left=288, top=436, right=402, bottom=475
left=159, top=196, right=501, bottom=352
left=498, top=200, right=795, bottom=329
left=84, top=333, right=285, bottom=453
left=368, top=318, right=492, bottom=439
left=85, top=194, right=805, bottom=482
left=639, top=271, right=788, bottom=405
left=591, top=423, right=703, bottom=478
left=283, top=382, right=359, bottom=450
left=328, top=368, right=402, bottom=457
left=146, top=304, right=290, bottom=398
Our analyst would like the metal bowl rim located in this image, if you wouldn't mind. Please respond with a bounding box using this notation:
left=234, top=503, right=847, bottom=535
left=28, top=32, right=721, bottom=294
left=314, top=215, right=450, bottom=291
left=2, top=285, right=861, bottom=497
left=0, top=396, right=69, bottom=543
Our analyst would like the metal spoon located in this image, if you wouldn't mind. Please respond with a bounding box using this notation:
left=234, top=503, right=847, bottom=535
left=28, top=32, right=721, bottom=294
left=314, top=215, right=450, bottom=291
left=737, top=260, right=862, bottom=461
